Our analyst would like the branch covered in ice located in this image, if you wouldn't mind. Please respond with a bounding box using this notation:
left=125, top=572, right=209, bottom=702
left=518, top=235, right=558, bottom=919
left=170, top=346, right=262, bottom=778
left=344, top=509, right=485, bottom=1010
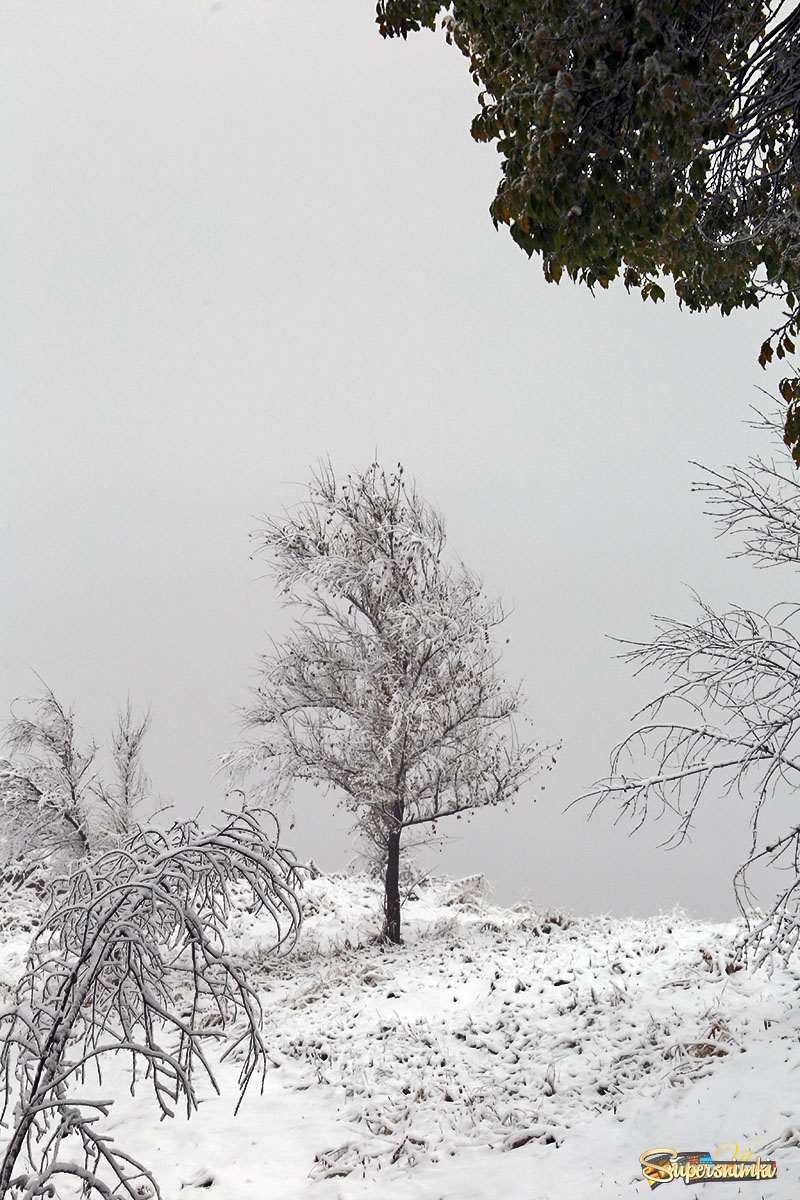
left=0, top=808, right=302, bottom=1199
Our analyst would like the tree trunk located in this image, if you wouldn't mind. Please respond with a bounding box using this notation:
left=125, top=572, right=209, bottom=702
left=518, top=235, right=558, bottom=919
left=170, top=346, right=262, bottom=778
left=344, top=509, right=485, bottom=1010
left=382, top=825, right=402, bottom=944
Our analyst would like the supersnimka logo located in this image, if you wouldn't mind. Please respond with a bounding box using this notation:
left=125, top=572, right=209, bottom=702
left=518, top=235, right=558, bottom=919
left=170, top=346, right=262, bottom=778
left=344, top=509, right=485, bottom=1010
left=639, top=1145, right=778, bottom=1188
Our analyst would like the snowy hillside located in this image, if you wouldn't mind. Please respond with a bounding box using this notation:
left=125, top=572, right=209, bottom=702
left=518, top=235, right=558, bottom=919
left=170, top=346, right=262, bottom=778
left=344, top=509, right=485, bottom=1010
left=1, top=871, right=798, bottom=1198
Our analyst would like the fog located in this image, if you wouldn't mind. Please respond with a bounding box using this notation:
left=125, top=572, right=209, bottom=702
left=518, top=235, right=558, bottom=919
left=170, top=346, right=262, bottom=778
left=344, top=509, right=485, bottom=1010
left=1, top=0, right=788, bottom=918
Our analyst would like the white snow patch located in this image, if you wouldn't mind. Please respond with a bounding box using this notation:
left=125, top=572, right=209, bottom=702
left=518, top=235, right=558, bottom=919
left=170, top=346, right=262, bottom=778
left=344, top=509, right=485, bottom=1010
left=1, top=871, right=798, bottom=1198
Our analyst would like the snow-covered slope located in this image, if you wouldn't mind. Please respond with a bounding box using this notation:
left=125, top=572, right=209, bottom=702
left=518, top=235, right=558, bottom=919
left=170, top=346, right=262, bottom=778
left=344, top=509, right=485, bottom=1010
left=2, top=872, right=798, bottom=1198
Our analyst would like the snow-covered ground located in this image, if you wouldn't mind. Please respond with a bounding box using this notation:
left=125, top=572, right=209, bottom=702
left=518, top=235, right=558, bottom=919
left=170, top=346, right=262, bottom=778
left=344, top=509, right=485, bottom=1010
left=1, top=872, right=797, bottom=1198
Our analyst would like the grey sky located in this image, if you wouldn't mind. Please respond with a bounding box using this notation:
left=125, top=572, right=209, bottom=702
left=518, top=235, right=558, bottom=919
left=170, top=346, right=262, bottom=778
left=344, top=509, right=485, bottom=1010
left=1, top=0, right=787, bottom=919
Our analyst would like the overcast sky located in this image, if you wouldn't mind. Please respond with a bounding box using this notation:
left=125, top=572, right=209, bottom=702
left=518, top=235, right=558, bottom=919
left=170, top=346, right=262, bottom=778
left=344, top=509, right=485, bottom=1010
left=1, top=0, right=790, bottom=920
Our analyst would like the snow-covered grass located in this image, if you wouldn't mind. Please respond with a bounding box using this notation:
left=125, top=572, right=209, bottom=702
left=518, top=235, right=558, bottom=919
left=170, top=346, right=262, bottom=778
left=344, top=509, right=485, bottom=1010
left=2, top=871, right=799, bottom=1198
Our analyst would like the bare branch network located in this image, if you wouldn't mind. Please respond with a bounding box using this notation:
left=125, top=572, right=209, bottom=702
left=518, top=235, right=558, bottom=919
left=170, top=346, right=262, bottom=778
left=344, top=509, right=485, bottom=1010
left=0, top=809, right=302, bottom=1200
left=582, top=411, right=800, bottom=962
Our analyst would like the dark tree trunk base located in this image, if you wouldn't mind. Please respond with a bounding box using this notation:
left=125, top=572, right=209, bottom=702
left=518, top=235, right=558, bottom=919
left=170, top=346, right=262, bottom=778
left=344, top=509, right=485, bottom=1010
left=383, top=827, right=402, bottom=943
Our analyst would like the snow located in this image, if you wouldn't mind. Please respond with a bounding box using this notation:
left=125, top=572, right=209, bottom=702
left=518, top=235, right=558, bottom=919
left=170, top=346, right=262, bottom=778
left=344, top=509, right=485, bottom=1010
left=2, top=871, right=798, bottom=1198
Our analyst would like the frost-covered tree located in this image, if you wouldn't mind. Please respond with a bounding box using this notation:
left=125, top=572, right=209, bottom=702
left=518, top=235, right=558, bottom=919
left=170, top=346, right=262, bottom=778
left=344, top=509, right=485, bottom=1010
left=0, top=809, right=301, bottom=1200
left=95, top=699, right=152, bottom=841
left=583, top=411, right=800, bottom=962
left=229, top=462, right=550, bottom=943
left=1, top=683, right=153, bottom=867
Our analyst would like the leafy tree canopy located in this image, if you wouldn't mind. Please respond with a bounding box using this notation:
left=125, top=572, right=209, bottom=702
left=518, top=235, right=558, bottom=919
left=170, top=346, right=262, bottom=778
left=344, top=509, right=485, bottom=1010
left=376, top=0, right=800, bottom=457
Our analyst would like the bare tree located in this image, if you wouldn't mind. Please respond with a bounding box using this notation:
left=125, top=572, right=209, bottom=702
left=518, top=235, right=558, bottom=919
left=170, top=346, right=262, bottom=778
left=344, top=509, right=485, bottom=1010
left=226, top=460, right=553, bottom=943
left=582, top=410, right=800, bottom=962
left=0, top=808, right=302, bottom=1200
left=95, top=700, right=152, bottom=841
left=2, top=684, right=155, bottom=866
left=4, top=683, right=97, bottom=859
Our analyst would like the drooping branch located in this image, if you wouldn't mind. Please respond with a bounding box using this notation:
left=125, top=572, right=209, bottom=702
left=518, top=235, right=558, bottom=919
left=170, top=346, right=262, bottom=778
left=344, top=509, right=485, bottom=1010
left=0, top=809, right=302, bottom=1199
